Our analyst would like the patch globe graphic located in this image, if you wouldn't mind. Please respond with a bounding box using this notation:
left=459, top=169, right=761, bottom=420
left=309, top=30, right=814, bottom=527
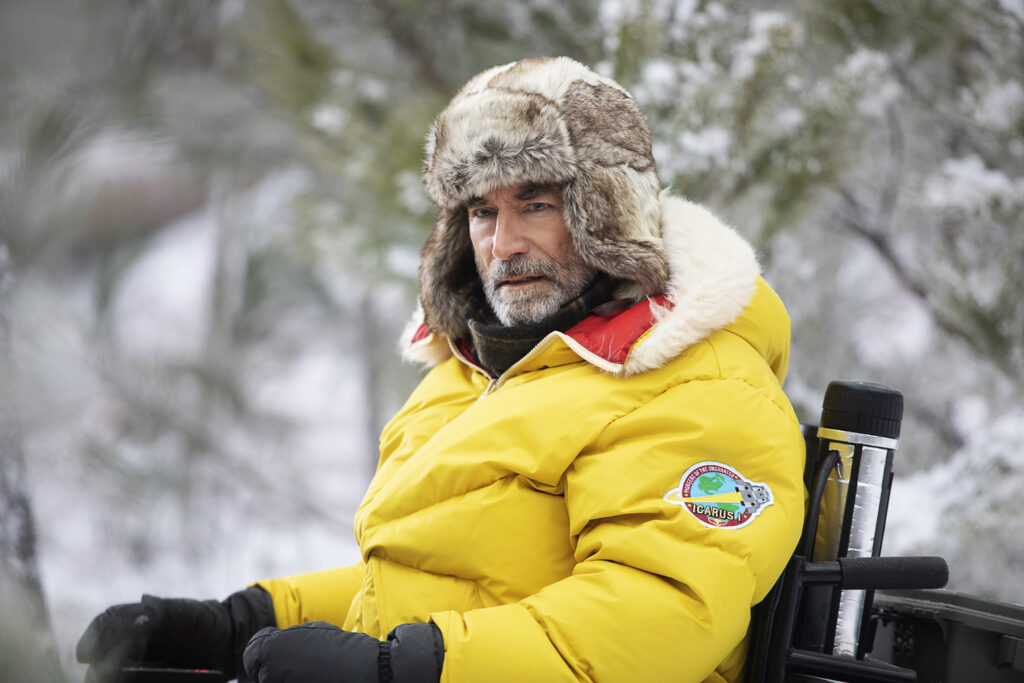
left=696, top=473, right=741, bottom=514
left=697, top=473, right=727, bottom=494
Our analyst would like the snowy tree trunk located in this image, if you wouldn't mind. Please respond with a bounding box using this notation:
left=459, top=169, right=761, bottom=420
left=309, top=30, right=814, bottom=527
left=0, top=247, right=64, bottom=680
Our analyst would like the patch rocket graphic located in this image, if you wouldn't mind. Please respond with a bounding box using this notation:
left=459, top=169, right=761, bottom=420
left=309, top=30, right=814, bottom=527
left=664, top=461, right=774, bottom=529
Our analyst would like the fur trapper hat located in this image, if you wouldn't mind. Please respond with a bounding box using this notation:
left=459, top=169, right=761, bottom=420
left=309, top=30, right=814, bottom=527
left=419, top=57, right=668, bottom=340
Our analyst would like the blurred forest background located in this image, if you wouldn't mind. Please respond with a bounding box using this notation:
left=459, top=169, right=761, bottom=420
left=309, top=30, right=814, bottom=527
left=1, top=0, right=1022, bottom=679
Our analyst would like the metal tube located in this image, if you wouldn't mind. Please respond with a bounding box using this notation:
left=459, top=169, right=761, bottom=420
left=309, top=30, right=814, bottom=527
left=833, top=444, right=889, bottom=655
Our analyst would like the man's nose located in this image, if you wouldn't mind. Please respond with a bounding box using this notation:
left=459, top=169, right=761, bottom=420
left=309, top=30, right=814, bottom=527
left=492, top=213, right=530, bottom=260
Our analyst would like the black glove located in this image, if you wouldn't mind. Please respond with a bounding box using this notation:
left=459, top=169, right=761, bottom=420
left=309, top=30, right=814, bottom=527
left=243, top=621, right=443, bottom=683
left=76, top=587, right=275, bottom=683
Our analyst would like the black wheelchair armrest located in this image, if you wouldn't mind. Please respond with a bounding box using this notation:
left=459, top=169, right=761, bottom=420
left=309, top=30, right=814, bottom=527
left=805, top=556, right=949, bottom=591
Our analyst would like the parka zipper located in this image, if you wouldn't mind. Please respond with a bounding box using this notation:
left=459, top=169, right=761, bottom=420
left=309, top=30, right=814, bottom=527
left=478, top=379, right=499, bottom=401
left=456, top=330, right=607, bottom=402
left=471, top=336, right=555, bottom=402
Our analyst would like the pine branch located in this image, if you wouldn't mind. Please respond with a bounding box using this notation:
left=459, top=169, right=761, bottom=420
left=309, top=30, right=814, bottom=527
left=371, top=0, right=451, bottom=94
left=836, top=187, right=1017, bottom=379
left=886, top=59, right=1002, bottom=170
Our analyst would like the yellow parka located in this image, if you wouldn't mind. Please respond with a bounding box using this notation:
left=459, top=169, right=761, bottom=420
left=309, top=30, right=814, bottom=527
left=258, top=196, right=806, bottom=682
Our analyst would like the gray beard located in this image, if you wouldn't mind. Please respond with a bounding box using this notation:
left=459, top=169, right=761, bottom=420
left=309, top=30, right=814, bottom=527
left=479, top=254, right=596, bottom=326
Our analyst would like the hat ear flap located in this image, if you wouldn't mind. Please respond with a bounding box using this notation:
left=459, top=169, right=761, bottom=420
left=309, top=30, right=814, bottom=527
left=419, top=208, right=477, bottom=340
left=563, top=170, right=667, bottom=298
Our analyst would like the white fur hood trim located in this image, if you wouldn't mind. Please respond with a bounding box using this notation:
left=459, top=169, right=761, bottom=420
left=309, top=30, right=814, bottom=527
left=619, top=193, right=760, bottom=376
left=401, top=193, right=761, bottom=374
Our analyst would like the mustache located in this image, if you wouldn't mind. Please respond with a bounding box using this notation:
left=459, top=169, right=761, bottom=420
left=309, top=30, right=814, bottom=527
left=486, top=257, right=560, bottom=289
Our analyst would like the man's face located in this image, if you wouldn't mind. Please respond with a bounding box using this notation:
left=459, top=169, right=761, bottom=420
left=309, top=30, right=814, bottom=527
left=468, top=183, right=595, bottom=326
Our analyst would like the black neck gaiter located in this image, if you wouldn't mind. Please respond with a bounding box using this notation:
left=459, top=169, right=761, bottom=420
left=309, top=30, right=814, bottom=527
left=465, top=275, right=619, bottom=378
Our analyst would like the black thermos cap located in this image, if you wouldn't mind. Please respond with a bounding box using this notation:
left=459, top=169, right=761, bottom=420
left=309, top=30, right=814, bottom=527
left=820, top=381, right=903, bottom=440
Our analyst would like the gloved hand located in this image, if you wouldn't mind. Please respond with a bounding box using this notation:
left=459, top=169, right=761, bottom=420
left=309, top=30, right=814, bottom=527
left=243, top=620, right=443, bottom=683
left=76, top=587, right=275, bottom=683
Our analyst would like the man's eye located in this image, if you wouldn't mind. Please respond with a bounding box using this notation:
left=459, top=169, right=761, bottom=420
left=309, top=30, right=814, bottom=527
left=527, top=203, right=551, bottom=212
left=472, top=207, right=495, bottom=218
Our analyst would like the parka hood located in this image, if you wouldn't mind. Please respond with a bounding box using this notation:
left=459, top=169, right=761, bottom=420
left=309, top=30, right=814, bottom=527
left=419, top=57, right=668, bottom=341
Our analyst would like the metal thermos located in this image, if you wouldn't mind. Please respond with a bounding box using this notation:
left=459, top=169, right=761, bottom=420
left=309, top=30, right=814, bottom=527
left=804, top=381, right=903, bottom=656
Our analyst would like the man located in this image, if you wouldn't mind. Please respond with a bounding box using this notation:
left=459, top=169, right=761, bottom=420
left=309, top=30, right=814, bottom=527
left=78, top=57, right=805, bottom=683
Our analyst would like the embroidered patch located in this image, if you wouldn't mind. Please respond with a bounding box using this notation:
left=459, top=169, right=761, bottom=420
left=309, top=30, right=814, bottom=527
left=664, top=461, right=774, bottom=529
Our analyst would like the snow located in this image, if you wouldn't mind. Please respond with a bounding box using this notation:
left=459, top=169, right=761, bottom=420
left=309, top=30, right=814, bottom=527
left=73, top=130, right=178, bottom=181
left=386, top=243, right=421, bottom=280
left=643, top=59, right=677, bottom=92
left=951, top=394, right=990, bottom=435
left=634, top=59, right=678, bottom=106
left=666, top=0, right=699, bottom=42
left=998, top=0, right=1024, bottom=23
left=677, top=126, right=732, bottom=170
left=772, top=107, right=805, bottom=136
left=970, top=80, right=1024, bottom=131
left=886, top=408, right=1024, bottom=604
left=922, top=155, right=1024, bottom=214
left=674, top=46, right=722, bottom=94
left=396, top=170, right=430, bottom=215
left=592, top=60, right=614, bottom=79
left=111, top=206, right=217, bottom=354
left=359, top=76, right=389, bottom=103
left=831, top=247, right=935, bottom=368
left=108, top=169, right=307, bottom=354
left=855, top=300, right=933, bottom=368
left=731, top=11, right=792, bottom=82
left=312, top=104, right=347, bottom=135
left=884, top=459, right=949, bottom=557
left=20, top=173, right=372, bottom=675
left=837, top=49, right=900, bottom=118
left=598, top=0, right=640, bottom=29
